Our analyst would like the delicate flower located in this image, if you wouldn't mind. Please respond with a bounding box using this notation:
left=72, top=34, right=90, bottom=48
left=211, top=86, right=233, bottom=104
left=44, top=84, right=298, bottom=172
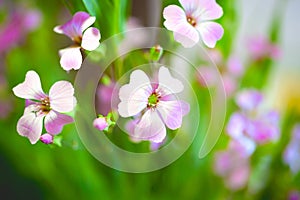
left=247, top=36, right=281, bottom=61
left=12, top=71, right=76, bottom=144
left=227, top=56, right=244, bottom=77
left=163, top=0, right=224, bottom=48
left=54, top=11, right=101, bottom=71
left=118, top=66, right=190, bottom=143
left=284, top=125, right=300, bottom=174
left=93, top=116, right=109, bottom=131
left=235, top=89, right=263, bottom=111
left=40, top=133, right=54, bottom=144
left=227, top=89, right=280, bottom=145
left=214, top=140, right=251, bottom=190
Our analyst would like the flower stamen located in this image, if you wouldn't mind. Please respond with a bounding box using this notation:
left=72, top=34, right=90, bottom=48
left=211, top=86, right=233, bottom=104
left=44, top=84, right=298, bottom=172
left=187, top=16, right=197, bottom=27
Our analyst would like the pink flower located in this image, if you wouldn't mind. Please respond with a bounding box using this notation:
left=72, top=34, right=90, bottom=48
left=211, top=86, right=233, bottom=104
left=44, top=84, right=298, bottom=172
left=54, top=11, right=101, bottom=71
left=247, top=36, right=281, bottom=60
left=163, top=0, right=224, bottom=48
left=118, top=66, right=190, bottom=143
left=227, top=90, right=280, bottom=145
left=0, top=8, right=41, bottom=54
left=12, top=71, right=76, bottom=144
left=214, top=140, right=251, bottom=190
left=96, top=81, right=115, bottom=115
left=93, top=117, right=109, bottom=131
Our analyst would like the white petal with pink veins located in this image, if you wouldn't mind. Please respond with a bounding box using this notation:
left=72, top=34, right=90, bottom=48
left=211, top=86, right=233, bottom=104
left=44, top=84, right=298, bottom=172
left=118, top=70, right=152, bottom=117
left=81, top=27, right=101, bottom=51
left=173, top=23, right=199, bottom=47
left=157, top=100, right=190, bottom=130
left=59, top=47, right=82, bottom=71
left=44, top=110, right=74, bottom=135
left=12, top=70, right=45, bottom=100
left=179, top=0, right=199, bottom=13
left=197, top=21, right=224, bottom=48
left=163, top=5, right=186, bottom=31
left=17, top=113, right=44, bottom=144
left=49, top=81, right=76, bottom=113
left=133, top=110, right=166, bottom=143
left=158, top=66, right=184, bottom=96
left=195, top=0, right=223, bottom=21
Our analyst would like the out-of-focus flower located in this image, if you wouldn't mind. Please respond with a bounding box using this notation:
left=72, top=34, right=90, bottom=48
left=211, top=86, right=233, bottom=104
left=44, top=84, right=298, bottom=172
left=163, top=0, right=224, bottom=48
left=54, top=11, right=101, bottom=71
left=96, top=79, right=115, bottom=115
left=40, top=133, right=54, bottom=144
left=118, top=66, right=190, bottom=143
left=0, top=8, right=41, bottom=54
left=227, top=89, right=280, bottom=145
left=197, top=50, right=244, bottom=97
left=12, top=71, right=76, bottom=144
left=235, top=89, right=263, bottom=111
left=284, top=125, right=300, bottom=174
left=289, top=191, right=300, bottom=200
left=214, top=140, right=251, bottom=190
left=247, top=36, right=281, bottom=61
left=93, top=116, right=109, bottom=131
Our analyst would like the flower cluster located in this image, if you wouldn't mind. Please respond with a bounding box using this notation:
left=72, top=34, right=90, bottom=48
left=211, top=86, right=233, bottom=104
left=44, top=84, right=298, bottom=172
left=214, top=89, right=280, bottom=190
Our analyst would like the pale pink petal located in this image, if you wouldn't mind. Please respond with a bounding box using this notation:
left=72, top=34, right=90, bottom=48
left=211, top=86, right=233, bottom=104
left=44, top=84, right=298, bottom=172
left=196, top=0, right=223, bottom=21
left=17, top=113, right=44, bottom=144
left=163, top=5, right=187, bottom=31
left=179, top=0, right=199, bottom=13
left=12, top=70, right=45, bottom=100
left=157, top=66, right=184, bottom=96
left=59, top=47, right=82, bottom=71
left=197, top=21, right=224, bottom=48
left=81, top=27, right=101, bottom=51
left=49, top=81, right=76, bottom=113
left=44, top=110, right=74, bottom=135
left=157, top=100, right=189, bottom=130
left=196, top=66, right=218, bottom=87
left=173, top=23, right=199, bottom=47
left=54, top=11, right=95, bottom=39
left=118, top=70, right=152, bottom=117
left=133, top=110, right=166, bottom=143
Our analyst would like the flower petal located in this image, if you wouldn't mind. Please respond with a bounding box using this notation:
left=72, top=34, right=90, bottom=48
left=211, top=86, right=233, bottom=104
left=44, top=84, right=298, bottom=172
left=226, top=112, right=247, bottom=139
left=179, top=0, right=199, bottom=13
left=133, top=110, right=166, bottom=143
left=54, top=11, right=96, bottom=39
left=81, top=27, right=101, bottom=51
left=17, top=113, right=44, bottom=144
left=197, top=21, right=224, bottom=48
left=12, top=70, right=45, bottom=100
left=163, top=5, right=187, bottom=31
left=118, top=70, right=152, bottom=117
left=173, top=22, right=199, bottom=47
left=49, top=81, right=76, bottom=113
left=157, top=100, right=189, bottom=130
left=157, top=66, right=184, bottom=96
left=44, top=110, right=74, bottom=135
left=59, top=47, right=83, bottom=71
left=196, top=0, right=223, bottom=21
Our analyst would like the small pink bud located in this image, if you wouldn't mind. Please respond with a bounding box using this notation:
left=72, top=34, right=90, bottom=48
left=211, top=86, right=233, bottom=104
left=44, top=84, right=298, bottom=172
left=93, top=117, right=109, bottom=131
left=40, top=133, right=53, bottom=144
